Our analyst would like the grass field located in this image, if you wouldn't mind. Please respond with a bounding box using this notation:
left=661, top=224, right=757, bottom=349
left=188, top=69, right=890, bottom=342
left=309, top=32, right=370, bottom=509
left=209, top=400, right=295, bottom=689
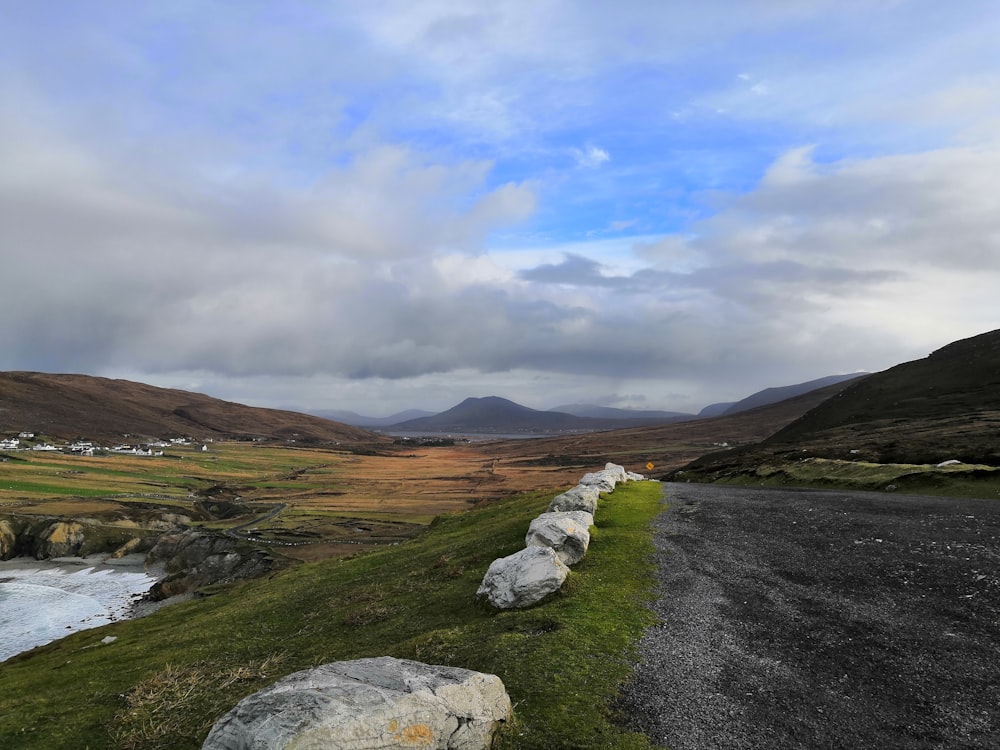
left=0, top=480, right=666, bottom=750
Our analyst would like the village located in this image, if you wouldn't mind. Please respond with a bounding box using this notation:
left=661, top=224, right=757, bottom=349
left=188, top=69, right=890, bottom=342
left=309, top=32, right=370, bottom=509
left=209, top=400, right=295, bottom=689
left=0, top=432, right=209, bottom=456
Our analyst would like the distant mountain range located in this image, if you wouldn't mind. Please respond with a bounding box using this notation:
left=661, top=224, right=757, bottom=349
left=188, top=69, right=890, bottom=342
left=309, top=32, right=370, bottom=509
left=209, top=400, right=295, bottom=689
left=343, top=375, right=873, bottom=435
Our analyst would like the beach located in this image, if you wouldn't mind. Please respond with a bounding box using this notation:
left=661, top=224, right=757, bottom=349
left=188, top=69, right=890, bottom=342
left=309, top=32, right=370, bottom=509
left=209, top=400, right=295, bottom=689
left=0, top=554, right=158, bottom=662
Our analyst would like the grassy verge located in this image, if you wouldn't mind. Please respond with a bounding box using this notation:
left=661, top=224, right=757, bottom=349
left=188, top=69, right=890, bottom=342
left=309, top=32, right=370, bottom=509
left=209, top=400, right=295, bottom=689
left=680, top=457, right=1000, bottom=499
left=0, top=481, right=665, bottom=750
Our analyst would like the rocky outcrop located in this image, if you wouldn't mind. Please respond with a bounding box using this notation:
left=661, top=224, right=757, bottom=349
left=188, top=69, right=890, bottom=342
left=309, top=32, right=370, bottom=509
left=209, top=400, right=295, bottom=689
left=35, top=521, right=86, bottom=558
left=525, top=511, right=592, bottom=565
left=0, top=519, right=16, bottom=558
left=146, top=530, right=278, bottom=600
left=0, top=511, right=179, bottom=561
left=476, top=546, right=570, bottom=609
left=202, top=657, right=511, bottom=750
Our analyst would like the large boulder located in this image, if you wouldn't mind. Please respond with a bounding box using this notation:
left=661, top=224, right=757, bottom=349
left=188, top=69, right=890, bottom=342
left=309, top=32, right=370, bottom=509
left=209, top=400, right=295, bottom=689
left=602, top=462, right=629, bottom=484
left=547, top=484, right=599, bottom=514
left=202, top=657, right=511, bottom=750
left=476, top=546, right=569, bottom=609
left=525, top=511, right=592, bottom=566
left=579, top=463, right=628, bottom=493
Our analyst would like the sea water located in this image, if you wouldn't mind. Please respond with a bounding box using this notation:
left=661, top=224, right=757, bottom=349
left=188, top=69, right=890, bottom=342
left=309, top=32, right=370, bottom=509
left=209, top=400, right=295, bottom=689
left=0, top=560, right=157, bottom=662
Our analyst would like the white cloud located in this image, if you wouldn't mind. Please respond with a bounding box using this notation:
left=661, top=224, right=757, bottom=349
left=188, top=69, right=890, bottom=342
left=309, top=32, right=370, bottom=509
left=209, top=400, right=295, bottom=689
left=572, top=145, right=611, bottom=169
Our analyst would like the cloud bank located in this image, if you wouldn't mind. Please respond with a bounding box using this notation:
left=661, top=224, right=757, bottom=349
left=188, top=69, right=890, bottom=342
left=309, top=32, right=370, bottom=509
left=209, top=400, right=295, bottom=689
left=2, top=2, right=998, bottom=414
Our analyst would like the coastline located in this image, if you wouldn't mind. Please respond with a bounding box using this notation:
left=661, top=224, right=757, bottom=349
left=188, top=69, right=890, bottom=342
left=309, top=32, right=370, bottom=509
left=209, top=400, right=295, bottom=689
left=0, top=554, right=172, bottom=662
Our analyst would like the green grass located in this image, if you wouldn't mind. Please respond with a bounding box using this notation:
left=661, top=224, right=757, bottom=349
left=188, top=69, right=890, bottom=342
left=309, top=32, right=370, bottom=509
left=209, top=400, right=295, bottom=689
left=690, top=457, right=1000, bottom=499
left=0, top=481, right=113, bottom=497
left=0, top=481, right=666, bottom=750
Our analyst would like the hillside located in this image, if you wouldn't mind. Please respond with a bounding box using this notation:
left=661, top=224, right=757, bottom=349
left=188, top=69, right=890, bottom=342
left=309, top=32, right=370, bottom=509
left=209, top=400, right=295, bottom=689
left=0, top=372, right=384, bottom=445
left=720, top=373, right=868, bottom=415
left=685, top=328, right=1000, bottom=474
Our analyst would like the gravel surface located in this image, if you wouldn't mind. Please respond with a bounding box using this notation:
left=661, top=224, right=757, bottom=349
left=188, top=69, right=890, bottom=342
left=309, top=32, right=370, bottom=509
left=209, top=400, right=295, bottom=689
left=617, top=482, right=1000, bottom=750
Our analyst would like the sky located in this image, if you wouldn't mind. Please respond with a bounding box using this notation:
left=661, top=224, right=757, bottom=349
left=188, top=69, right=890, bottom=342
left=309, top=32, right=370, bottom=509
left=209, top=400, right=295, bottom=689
left=2, top=1, right=999, bottom=417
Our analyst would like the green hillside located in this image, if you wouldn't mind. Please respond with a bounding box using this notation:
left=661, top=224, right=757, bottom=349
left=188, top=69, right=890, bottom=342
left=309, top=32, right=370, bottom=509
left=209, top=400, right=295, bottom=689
left=763, top=328, right=1000, bottom=463
left=0, top=482, right=664, bottom=750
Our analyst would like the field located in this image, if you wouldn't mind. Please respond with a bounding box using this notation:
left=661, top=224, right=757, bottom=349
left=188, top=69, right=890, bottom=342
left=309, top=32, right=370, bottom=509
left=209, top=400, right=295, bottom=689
left=0, top=441, right=597, bottom=562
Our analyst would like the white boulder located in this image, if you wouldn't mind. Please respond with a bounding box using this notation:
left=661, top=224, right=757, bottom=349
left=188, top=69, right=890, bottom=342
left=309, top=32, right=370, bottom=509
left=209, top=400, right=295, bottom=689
left=476, top=546, right=569, bottom=609
left=547, top=484, right=599, bottom=514
left=602, top=462, right=629, bottom=483
left=201, top=656, right=511, bottom=750
left=525, top=511, right=593, bottom=565
left=578, top=463, right=627, bottom=493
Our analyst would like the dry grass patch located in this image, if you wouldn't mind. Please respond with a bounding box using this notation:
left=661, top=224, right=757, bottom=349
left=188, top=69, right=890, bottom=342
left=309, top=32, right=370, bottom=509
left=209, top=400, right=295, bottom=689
left=113, top=654, right=288, bottom=750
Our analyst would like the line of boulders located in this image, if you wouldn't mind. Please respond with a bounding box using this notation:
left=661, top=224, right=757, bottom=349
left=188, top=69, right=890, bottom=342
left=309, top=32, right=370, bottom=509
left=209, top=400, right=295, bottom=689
left=201, top=464, right=644, bottom=750
left=475, top=463, right=644, bottom=610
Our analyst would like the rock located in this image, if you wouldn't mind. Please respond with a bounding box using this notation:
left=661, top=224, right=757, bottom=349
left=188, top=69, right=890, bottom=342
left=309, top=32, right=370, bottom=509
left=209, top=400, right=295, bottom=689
left=578, top=464, right=627, bottom=493
left=0, top=520, right=15, bottom=559
left=34, top=521, right=85, bottom=558
left=525, top=511, right=592, bottom=565
left=145, top=530, right=278, bottom=600
left=202, top=656, right=511, bottom=750
left=626, top=471, right=646, bottom=481
left=547, top=484, right=599, bottom=514
left=476, top=546, right=569, bottom=609
left=578, top=472, right=615, bottom=493
left=603, top=462, right=629, bottom=483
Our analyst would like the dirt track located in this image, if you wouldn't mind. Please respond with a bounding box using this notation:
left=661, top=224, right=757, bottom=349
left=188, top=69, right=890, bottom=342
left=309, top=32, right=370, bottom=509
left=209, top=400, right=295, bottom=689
left=618, top=483, right=1000, bottom=749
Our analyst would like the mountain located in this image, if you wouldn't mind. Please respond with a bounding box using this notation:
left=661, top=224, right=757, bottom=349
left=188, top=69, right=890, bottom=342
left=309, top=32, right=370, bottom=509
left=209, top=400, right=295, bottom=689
left=548, top=403, right=694, bottom=422
left=389, top=396, right=613, bottom=434
left=487, top=378, right=862, bottom=471
left=720, top=373, right=869, bottom=415
left=0, top=372, right=385, bottom=445
left=688, top=328, right=1000, bottom=470
left=308, top=408, right=435, bottom=427
left=698, top=402, right=736, bottom=418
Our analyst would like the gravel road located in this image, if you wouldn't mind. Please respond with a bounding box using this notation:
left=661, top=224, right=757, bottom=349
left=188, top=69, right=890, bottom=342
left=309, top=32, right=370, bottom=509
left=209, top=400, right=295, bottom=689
left=617, top=482, right=1000, bottom=749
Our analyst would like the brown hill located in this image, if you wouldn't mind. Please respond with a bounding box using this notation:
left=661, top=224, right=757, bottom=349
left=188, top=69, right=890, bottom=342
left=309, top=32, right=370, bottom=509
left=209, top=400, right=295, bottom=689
left=0, top=371, right=385, bottom=445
